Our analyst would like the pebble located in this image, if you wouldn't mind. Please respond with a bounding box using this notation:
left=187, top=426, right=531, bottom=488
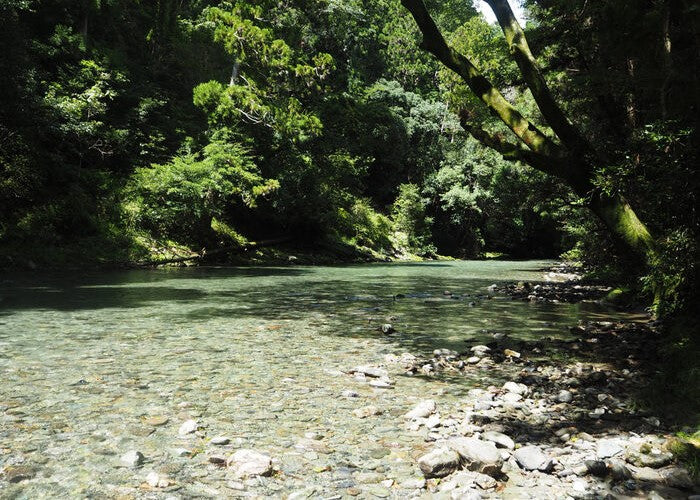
left=470, top=345, right=491, bottom=356
left=556, top=390, right=573, bottom=403
left=660, top=466, right=694, bottom=489
left=369, top=378, right=394, bottom=389
left=226, top=449, right=273, bottom=478
left=210, top=436, right=230, bottom=445
left=2, top=465, right=36, bottom=483
left=380, top=324, right=394, bottom=334
left=178, top=419, right=198, bottom=435
left=400, top=477, right=426, bottom=489
left=144, top=415, right=169, bottom=426
left=501, top=392, right=522, bottom=403
left=353, top=405, right=382, bottom=418
left=352, top=365, right=389, bottom=378
left=120, top=450, right=145, bottom=467
left=146, top=471, right=170, bottom=488
left=584, top=459, right=607, bottom=476
left=608, top=459, right=632, bottom=480
left=425, top=414, right=441, bottom=429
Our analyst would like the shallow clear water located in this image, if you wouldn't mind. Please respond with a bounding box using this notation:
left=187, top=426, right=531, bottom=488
left=0, top=261, right=637, bottom=498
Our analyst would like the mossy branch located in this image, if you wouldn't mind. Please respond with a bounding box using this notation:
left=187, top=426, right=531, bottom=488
left=400, top=0, right=564, bottom=160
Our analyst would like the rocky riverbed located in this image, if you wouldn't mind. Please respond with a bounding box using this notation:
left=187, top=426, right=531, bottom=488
left=1, top=262, right=697, bottom=498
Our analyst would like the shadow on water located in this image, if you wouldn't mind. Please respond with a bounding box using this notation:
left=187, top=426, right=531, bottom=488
left=0, top=266, right=312, bottom=312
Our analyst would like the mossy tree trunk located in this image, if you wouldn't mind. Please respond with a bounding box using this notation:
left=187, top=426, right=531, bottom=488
left=400, top=0, right=658, bottom=274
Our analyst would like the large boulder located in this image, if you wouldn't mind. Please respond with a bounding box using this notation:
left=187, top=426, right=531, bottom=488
left=405, top=400, right=437, bottom=419
left=482, top=431, right=515, bottom=450
left=513, top=446, right=553, bottom=472
left=418, top=447, right=461, bottom=478
left=448, top=437, right=503, bottom=477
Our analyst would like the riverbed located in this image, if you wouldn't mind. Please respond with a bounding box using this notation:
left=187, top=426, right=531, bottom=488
left=0, top=261, right=642, bottom=498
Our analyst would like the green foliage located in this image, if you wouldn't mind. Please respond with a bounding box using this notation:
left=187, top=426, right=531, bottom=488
left=128, top=139, right=277, bottom=245
left=336, top=199, right=393, bottom=251
left=392, top=183, right=435, bottom=256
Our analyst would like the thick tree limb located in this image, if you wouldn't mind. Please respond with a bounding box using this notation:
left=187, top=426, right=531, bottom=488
left=484, top=0, right=590, bottom=155
left=459, top=111, right=563, bottom=175
left=400, top=0, right=658, bottom=272
left=400, top=0, right=565, bottom=160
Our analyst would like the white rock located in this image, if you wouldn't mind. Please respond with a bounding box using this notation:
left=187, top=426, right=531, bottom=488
left=502, top=381, right=529, bottom=395
left=572, top=479, right=587, bottom=492
left=405, top=400, right=437, bottom=419
left=121, top=450, right=144, bottom=467
left=226, top=480, right=246, bottom=490
left=513, top=446, right=552, bottom=472
left=556, top=390, right=574, bottom=403
left=226, top=449, right=272, bottom=478
left=482, top=431, right=515, bottom=450
left=596, top=439, right=623, bottom=459
left=501, top=392, right=523, bottom=403
left=369, top=378, right=394, bottom=388
left=341, top=390, right=359, bottom=398
left=178, top=419, right=198, bottom=435
left=448, top=437, right=503, bottom=477
left=400, top=477, right=426, bottom=489
left=353, top=405, right=381, bottom=418
left=211, top=436, right=230, bottom=445
left=418, top=447, right=461, bottom=478
left=470, top=345, right=491, bottom=356
left=351, top=365, right=388, bottom=378
left=467, top=356, right=481, bottom=364
left=146, top=471, right=170, bottom=488
left=425, top=414, right=441, bottom=429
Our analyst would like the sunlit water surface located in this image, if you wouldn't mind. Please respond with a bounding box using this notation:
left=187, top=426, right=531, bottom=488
left=0, top=261, right=640, bottom=498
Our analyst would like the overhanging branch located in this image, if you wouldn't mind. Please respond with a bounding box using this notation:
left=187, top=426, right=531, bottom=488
left=484, top=0, right=591, bottom=155
left=459, top=111, right=564, bottom=176
left=400, top=0, right=565, bottom=160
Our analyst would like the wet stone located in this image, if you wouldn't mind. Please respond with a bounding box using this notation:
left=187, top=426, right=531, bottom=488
left=405, top=400, right=436, bottom=419
left=178, top=419, right=198, bottom=436
left=120, top=450, right=144, bottom=467
left=353, top=405, right=382, bottom=418
left=3, top=465, right=37, bottom=483
left=226, top=449, right=272, bottom=478
left=144, top=416, right=169, bottom=426
left=210, top=436, right=230, bottom=445
left=417, top=447, right=461, bottom=478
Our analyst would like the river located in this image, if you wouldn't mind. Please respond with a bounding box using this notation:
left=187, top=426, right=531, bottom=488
left=0, top=260, right=638, bottom=497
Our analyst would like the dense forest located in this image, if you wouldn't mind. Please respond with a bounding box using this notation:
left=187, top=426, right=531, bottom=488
left=1, top=0, right=698, bottom=313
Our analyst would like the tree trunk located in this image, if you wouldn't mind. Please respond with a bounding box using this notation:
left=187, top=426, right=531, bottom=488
left=400, top=0, right=658, bottom=273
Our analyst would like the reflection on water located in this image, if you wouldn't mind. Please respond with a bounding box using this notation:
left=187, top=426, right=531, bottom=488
left=0, top=261, right=641, bottom=497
